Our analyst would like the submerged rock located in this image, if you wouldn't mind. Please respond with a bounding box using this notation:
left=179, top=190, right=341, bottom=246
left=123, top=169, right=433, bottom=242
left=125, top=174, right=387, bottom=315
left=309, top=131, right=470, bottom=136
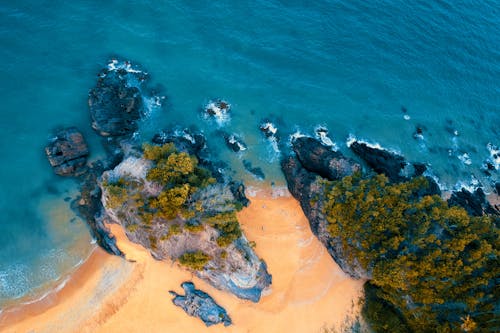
left=448, top=188, right=500, bottom=216
left=45, top=127, right=89, bottom=176
left=292, top=137, right=361, bottom=181
left=243, top=160, right=265, bottom=180
left=89, top=60, right=146, bottom=137
left=170, top=282, right=231, bottom=327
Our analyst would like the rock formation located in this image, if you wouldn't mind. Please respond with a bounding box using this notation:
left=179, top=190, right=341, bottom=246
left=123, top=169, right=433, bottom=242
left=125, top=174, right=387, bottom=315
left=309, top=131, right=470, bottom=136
left=45, top=127, right=89, bottom=176
left=170, top=282, right=231, bottom=327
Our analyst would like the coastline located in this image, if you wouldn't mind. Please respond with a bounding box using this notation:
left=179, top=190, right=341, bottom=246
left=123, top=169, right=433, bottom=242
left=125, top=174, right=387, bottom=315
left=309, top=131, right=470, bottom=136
left=0, top=189, right=365, bottom=333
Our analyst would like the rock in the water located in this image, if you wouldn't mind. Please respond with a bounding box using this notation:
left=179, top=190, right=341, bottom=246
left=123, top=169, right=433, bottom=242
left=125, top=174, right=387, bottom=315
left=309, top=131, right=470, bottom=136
left=448, top=188, right=500, bottom=216
left=292, top=137, right=361, bottom=181
left=89, top=61, right=146, bottom=137
left=243, top=160, right=265, bottom=180
left=152, top=128, right=206, bottom=156
left=170, top=282, right=231, bottom=327
left=45, top=127, right=89, bottom=176
left=203, top=99, right=230, bottom=125
left=223, top=133, right=247, bottom=152
left=259, top=120, right=279, bottom=139
left=349, top=141, right=407, bottom=182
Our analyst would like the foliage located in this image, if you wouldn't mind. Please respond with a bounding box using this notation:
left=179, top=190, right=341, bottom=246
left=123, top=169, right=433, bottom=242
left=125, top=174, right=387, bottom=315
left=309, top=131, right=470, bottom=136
left=178, top=250, right=211, bottom=271
left=143, top=142, right=176, bottom=161
left=323, top=174, right=499, bottom=332
left=204, top=212, right=242, bottom=247
left=103, top=179, right=129, bottom=209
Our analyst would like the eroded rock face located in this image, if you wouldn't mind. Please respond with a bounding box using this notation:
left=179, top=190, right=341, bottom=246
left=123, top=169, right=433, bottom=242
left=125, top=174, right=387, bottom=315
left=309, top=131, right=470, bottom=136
left=281, top=154, right=369, bottom=279
left=45, top=127, right=89, bottom=176
left=170, top=282, right=231, bottom=327
left=100, top=138, right=270, bottom=301
left=448, top=188, right=500, bottom=216
left=292, top=137, right=361, bottom=181
left=349, top=141, right=407, bottom=182
left=89, top=63, right=146, bottom=137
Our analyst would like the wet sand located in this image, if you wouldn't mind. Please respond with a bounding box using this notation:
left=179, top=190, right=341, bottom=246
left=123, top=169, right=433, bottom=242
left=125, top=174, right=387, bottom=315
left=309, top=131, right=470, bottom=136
left=0, top=192, right=365, bottom=333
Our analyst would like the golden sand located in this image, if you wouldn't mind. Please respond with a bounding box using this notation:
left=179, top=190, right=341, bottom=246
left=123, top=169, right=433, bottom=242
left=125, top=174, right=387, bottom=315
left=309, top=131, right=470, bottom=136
left=0, top=193, right=365, bottom=333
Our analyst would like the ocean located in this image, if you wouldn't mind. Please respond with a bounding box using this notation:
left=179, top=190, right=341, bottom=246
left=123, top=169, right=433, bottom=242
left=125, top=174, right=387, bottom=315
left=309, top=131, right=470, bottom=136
left=0, top=0, right=498, bottom=307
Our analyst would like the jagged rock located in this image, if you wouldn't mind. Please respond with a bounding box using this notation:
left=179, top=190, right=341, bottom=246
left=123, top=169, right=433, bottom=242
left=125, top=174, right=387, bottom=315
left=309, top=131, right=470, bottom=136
left=223, top=133, right=247, bottom=153
left=45, top=127, right=89, bottom=176
left=448, top=188, right=500, bottom=216
left=72, top=161, right=123, bottom=256
left=259, top=121, right=278, bottom=139
left=152, top=128, right=206, bottom=156
left=281, top=155, right=369, bottom=279
left=292, top=137, right=361, bottom=181
left=495, top=182, right=500, bottom=195
left=243, top=160, right=265, bottom=180
left=170, top=282, right=231, bottom=327
left=229, top=181, right=250, bottom=208
left=89, top=63, right=145, bottom=137
left=349, top=141, right=441, bottom=196
left=100, top=142, right=270, bottom=301
left=349, top=141, right=407, bottom=182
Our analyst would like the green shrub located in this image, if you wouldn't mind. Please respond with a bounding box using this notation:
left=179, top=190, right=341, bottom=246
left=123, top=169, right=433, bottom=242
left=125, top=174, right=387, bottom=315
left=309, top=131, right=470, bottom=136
left=178, top=250, right=211, bottom=271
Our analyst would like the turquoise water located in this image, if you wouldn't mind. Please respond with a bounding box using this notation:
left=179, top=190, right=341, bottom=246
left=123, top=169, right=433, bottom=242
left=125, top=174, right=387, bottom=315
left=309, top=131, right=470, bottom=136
left=0, top=1, right=498, bottom=305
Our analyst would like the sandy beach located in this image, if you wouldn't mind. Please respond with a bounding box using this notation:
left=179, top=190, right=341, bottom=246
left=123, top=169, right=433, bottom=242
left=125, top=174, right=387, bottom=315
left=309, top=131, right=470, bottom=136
left=0, top=191, right=365, bottom=333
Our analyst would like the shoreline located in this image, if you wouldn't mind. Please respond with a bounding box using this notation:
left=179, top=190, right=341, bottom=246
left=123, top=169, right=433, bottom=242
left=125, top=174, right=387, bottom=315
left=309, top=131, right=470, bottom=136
left=0, top=190, right=365, bottom=333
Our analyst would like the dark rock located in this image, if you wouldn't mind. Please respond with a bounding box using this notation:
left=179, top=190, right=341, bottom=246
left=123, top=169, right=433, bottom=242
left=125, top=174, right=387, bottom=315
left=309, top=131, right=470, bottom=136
left=89, top=64, right=145, bottom=137
left=413, top=163, right=427, bottom=176
left=223, top=133, right=247, bottom=153
left=281, top=155, right=369, bottom=279
left=72, top=161, right=123, bottom=256
left=45, top=127, right=89, bottom=176
left=170, top=282, right=231, bottom=327
left=448, top=188, right=500, bottom=217
left=349, top=141, right=407, bottom=182
left=292, top=137, right=361, bottom=181
left=259, top=120, right=279, bottom=139
left=243, top=160, right=265, bottom=180
left=495, top=182, right=500, bottom=195
left=152, top=128, right=206, bottom=156
left=229, top=181, right=250, bottom=208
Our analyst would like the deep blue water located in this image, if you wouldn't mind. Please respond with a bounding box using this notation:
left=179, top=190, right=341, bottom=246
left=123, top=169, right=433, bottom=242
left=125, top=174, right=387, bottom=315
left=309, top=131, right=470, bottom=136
left=0, top=0, right=498, bottom=306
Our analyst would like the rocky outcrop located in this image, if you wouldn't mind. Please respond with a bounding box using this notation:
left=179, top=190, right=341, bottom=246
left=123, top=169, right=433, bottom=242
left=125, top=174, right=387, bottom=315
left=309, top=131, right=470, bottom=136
left=292, top=137, right=361, bottom=180
left=170, top=282, right=231, bottom=327
left=223, top=133, right=247, bottom=153
left=100, top=136, right=270, bottom=301
left=281, top=147, right=369, bottom=279
left=89, top=62, right=146, bottom=137
left=45, top=127, right=89, bottom=176
left=349, top=140, right=440, bottom=196
left=448, top=188, right=500, bottom=216
left=349, top=141, right=408, bottom=182
left=72, top=161, right=123, bottom=256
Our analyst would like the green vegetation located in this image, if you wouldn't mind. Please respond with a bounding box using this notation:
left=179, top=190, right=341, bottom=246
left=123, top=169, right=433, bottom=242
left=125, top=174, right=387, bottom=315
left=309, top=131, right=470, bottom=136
left=203, top=211, right=242, bottom=247
left=178, top=250, right=211, bottom=271
left=102, top=142, right=247, bottom=266
left=323, top=174, right=499, bottom=332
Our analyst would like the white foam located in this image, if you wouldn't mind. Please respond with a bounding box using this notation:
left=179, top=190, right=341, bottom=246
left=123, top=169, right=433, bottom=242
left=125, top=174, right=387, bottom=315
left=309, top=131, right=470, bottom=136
left=403, top=115, right=411, bottom=120
left=454, top=174, right=481, bottom=192
left=346, top=134, right=401, bottom=154
left=486, top=143, right=499, bottom=170
left=107, top=59, right=145, bottom=74
left=228, top=135, right=247, bottom=151
left=314, top=125, right=338, bottom=150
left=289, top=130, right=306, bottom=144
left=260, top=122, right=278, bottom=135
left=458, top=152, right=472, bottom=165
left=203, top=100, right=231, bottom=126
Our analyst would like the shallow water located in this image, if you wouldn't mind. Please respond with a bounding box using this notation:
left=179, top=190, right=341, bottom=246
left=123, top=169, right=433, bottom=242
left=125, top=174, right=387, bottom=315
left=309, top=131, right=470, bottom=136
left=0, top=0, right=498, bottom=304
